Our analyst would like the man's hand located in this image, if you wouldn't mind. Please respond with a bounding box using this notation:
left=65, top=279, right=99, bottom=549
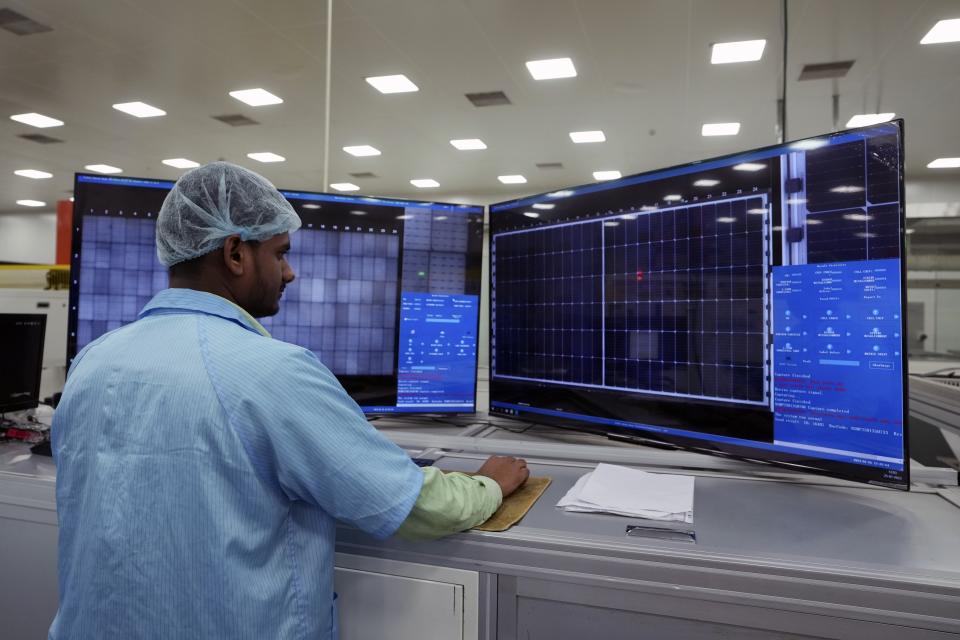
left=476, top=455, right=529, bottom=498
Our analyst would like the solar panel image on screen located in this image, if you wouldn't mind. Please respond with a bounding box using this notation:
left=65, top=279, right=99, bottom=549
left=494, top=195, right=767, bottom=404
left=69, top=174, right=484, bottom=414
left=490, top=121, right=908, bottom=489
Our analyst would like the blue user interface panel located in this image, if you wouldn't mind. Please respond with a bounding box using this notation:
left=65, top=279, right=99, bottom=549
left=367, top=292, right=479, bottom=412
left=772, top=259, right=903, bottom=469
left=68, top=174, right=484, bottom=414
left=490, top=121, right=907, bottom=488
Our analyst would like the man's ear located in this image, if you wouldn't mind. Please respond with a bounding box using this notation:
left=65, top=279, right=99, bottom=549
left=222, top=235, right=246, bottom=276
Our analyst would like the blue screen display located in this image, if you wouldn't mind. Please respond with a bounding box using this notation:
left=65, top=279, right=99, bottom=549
left=490, top=121, right=908, bottom=488
left=68, top=175, right=484, bottom=414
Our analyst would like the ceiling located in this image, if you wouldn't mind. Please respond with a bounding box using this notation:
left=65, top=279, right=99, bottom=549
left=1, top=0, right=958, bottom=213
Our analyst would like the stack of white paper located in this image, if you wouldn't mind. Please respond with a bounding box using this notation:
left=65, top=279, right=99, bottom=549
left=557, top=463, right=694, bottom=523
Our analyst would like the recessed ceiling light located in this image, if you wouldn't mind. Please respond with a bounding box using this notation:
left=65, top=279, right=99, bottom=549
left=525, top=57, right=577, bottom=80
left=522, top=211, right=540, bottom=218
left=302, top=203, right=321, bottom=209
left=350, top=210, right=367, bottom=216
left=928, top=157, right=960, bottom=169
left=640, top=205, right=658, bottom=212
left=593, top=170, right=621, bottom=181
left=920, top=18, right=960, bottom=44
left=396, top=214, right=413, bottom=220
left=663, top=194, right=682, bottom=202
left=532, top=203, right=555, bottom=210
left=112, top=101, right=166, bottom=118
left=343, top=145, right=381, bottom=157
left=435, top=216, right=448, bottom=221
left=229, top=88, right=284, bottom=106
left=450, top=138, right=487, bottom=150
left=694, top=179, right=720, bottom=187
left=830, top=185, right=864, bottom=193
left=845, top=113, right=895, bottom=128
left=498, top=175, right=527, bottom=184
left=710, top=39, right=767, bottom=64
left=365, top=74, right=419, bottom=94
left=786, top=197, right=808, bottom=205
left=747, top=208, right=767, bottom=215
left=16, top=199, right=46, bottom=207
left=805, top=218, right=823, bottom=225
left=570, top=130, right=606, bottom=143
left=410, top=178, right=439, bottom=188
left=905, top=228, right=915, bottom=235
left=162, top=158, right=200, bottom=169
left=733, top=162, right=765, bottom=171
left=85, top=164, right=122, bottom=174
left=843, top=213, right=873, bottom=221
left=702, top=122, right=741, bottom=136
left=547, top=190, right=574, bottom=198
left=620, top=213, right=638, bottom=220
left=716, top=216, right=737, bottom=223
left=10, top=112, right=63, bottom=128
left=14, top=169, right=52, bottom=179
left=330, top=182, right=360, bottom=192
left=603, top=221, right=620, bottom=227
left=247, top=152, right=285, bottom=163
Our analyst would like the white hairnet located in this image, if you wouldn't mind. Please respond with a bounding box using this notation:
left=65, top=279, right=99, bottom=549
left=156, top=161, right=301, bottom=267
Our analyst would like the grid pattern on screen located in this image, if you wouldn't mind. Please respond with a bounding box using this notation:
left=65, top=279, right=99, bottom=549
left=76, top=215, right=400, bottom=376
left=493, top=195, right=768, bottom=405
left=402, top=208, right=470, bottom=294
left=803, top=136, right=901, bottom=263
left=261, top=229, right=400, bottom=375
left=77, top=215, right=167, bottom=350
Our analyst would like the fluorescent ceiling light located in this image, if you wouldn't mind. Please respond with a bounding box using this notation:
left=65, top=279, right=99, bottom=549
left=365, top=74, right=419, bottom=94
left=716, top=216, right=737, bottom=223
left=747, top=208, right=767, bottom=215
left=525, top=57, right=577, bottom=80
left=733, top=162, right=765, bottom=171
left=498, top=175, right=527, bottom=184
left=603, top=221, right=620, bottom=227
left=85, top=164, right=122, bottom=174
left=702, top=122, right=740, bottom=136
left=112, top=101, right=166, bottom=118
left=854, top=232, right=878, bottom=239
left=640, top=205, right=658, bottom=212
left=710, top=39, right=767, bottom=64
left=450, top=138, right=486, bottom=150
left=229, top=88, right=283, bottom=106
left=435, top=216, right=447, bottom=221
left=786, top=197, right=807, bottom=205
left=14, top=169, right=52, bottom=179
left=330, top=182, right=360, bottom=192
left=905, top=228, right=915, bottom=235
left=845, top=113, right=895, bottom=128
left=928, top=157, right=960, bottom=169
left=522, top=211, right=540, bottom=218
left=410, top=178, right=439, bottom=188
left=805, top=218, right=823, bottom=225
left=843, top=213, right=873, bottom=221
left=663, top=194, right=682, bottom=202
left=620, top=213, right=638, bottom=220
left=16, top=199, right=46, bottom=207
left=694, top=179, right=720, bottom=187
left=302, top=203, right=321, bottom=209
left=162, top=158, right=200, bottom=169
left=396, top=214, right=413, bottom=220
left=547, top=190, right=574, bottom=198
left=343, top=145, right=381, bottom=157
left=532, top=203, right=555, bottom=210
left=920, top=18, right=960, bottom=44
left=570, top=130, right=605, bottom=143
left=247, top=152, right=285, bottom=163
left=830, top=185, right=864, bottom=193
left=350, top=210, right=367, bottom=216
left=10, top=112, right=63, bottom=128
left=593, top=170, right=621, bottom=181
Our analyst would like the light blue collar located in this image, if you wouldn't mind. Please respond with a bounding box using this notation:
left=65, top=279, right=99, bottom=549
left=140, top=288, right=271, bottom=337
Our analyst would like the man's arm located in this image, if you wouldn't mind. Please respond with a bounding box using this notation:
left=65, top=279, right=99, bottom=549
left=396, top=456, right=529, bottom=541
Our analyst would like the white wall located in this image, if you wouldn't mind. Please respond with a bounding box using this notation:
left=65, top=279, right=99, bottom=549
left=0, top=212, right=56, bottom=264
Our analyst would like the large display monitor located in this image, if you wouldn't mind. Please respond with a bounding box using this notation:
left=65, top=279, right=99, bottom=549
left=0, top=313, right=46, bottom=414
left=489, top=121, right=909, bottom=489
left=68, top=174, right=484, bottom=414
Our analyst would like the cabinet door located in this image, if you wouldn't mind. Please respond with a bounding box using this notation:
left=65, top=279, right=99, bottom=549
left=335, top=567, right=464, bottom=640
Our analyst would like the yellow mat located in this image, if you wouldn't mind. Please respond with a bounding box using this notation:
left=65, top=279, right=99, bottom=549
left=473, top=477, right=552, bottom=532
